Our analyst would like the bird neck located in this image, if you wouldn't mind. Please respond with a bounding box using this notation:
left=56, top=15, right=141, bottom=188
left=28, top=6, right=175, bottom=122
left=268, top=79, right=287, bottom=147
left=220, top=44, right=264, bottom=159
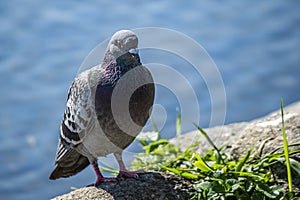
left=116, top=52, right=141, bottom=74
left=100, top=52, right=141, bottom=85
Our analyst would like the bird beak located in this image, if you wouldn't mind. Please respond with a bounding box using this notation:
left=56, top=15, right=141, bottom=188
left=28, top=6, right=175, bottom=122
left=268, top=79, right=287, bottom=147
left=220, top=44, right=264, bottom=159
left=129, top=48, right=139, bottom=55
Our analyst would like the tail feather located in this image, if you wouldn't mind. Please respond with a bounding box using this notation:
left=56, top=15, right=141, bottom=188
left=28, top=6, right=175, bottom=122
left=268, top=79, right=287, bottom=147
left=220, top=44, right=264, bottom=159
left=50, top=133, right=90, bottom=180
left=49, top=149, right=90, bottom=180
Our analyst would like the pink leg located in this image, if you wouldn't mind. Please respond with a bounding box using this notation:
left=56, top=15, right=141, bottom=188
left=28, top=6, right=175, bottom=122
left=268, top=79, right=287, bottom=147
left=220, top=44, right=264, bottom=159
left=115, top=154, right=144, bottom=179
left=93, top=164, right=116, bottom=185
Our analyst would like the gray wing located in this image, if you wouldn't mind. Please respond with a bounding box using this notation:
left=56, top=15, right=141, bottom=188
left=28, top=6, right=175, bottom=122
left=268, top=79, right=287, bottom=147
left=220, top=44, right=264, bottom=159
left=55, top=71, right=95, bottom=163
left=50, top=71, right=99, bottom=180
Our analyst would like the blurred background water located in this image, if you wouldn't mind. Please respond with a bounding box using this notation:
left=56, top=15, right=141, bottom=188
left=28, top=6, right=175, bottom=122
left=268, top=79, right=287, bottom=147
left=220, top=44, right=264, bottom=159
left=0, top=1, right=299, bottom=199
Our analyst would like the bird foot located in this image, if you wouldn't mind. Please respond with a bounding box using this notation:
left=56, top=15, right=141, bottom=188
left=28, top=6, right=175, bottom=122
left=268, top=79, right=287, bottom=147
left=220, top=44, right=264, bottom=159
left=95, top=177, right=117, bottom=186
left=117, top=169, right=145, bottom=179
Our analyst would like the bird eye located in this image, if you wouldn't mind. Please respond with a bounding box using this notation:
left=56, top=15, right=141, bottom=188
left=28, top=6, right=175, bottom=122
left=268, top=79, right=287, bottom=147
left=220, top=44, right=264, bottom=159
left=116, top=41, right=123, bottom=48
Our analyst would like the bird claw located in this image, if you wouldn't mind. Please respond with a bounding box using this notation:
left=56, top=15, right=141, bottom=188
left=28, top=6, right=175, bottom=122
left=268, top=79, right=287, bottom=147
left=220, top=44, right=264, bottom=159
left=117, top=170, right=140, bottom=179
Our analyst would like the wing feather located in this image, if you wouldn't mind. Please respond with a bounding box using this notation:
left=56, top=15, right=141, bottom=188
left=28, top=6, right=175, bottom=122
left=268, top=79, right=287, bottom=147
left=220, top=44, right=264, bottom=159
left=55, top=72, right=95, bottom=163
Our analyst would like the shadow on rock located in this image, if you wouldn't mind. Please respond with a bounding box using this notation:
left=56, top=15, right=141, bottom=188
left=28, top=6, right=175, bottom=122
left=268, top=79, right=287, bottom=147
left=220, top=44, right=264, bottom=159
left=93, top=172, right=193, bottom=200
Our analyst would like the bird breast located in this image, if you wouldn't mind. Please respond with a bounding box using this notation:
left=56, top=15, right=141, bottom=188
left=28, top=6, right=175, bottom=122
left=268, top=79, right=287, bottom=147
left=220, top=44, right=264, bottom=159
left=85, top=65, right=154, bottom=157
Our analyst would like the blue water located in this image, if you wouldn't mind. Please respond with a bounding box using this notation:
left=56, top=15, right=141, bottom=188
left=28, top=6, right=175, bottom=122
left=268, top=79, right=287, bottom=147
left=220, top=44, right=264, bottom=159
left=0, top=1, right=299, bottom=199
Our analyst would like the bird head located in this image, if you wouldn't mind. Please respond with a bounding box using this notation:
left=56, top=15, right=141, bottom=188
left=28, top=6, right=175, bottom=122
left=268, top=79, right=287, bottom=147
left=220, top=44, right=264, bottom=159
left=107, top=30, right=139, bottom=59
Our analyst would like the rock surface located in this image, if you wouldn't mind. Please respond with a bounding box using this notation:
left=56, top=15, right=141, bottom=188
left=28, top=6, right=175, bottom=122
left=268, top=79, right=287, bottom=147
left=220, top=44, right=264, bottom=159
left=170, top=101, right=300, bottom=157
left=52, top=172, right=192, bottom=200
left=52, top=101, right=300, bottom=199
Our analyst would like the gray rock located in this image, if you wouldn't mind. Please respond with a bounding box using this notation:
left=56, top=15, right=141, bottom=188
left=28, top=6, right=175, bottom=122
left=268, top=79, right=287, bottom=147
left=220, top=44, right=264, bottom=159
left=52, top=187, right=114, bottom=200
left=51, top=172, right=192, bottom=200
left=171, top=101, right=300, bottom=158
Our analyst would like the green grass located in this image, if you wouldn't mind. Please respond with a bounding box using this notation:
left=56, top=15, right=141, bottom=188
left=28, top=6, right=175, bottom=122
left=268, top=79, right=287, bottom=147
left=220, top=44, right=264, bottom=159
left=281, top=99, right=293, bottom=193
left=131, top=102, right=300, bottom=199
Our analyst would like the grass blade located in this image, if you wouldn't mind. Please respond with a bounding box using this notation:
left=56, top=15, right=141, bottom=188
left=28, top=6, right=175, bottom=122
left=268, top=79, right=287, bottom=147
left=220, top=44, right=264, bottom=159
left=150, top=116, right=159, bottom=134
left=193, top=123, right=224, bottom=164
left=193, top=153, right=213, bottom=172
left=235, top=146, right=253, bottom=172
left=176, top=110, right=181, bottom=138
left=280, top=99, right=293, bottom=192
left=99, top=167, right=119, bottom=175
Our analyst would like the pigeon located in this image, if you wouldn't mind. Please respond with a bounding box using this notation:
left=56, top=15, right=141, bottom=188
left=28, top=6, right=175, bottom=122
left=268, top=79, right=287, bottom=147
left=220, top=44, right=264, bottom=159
left=49, top=30, right=155, bottom=185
